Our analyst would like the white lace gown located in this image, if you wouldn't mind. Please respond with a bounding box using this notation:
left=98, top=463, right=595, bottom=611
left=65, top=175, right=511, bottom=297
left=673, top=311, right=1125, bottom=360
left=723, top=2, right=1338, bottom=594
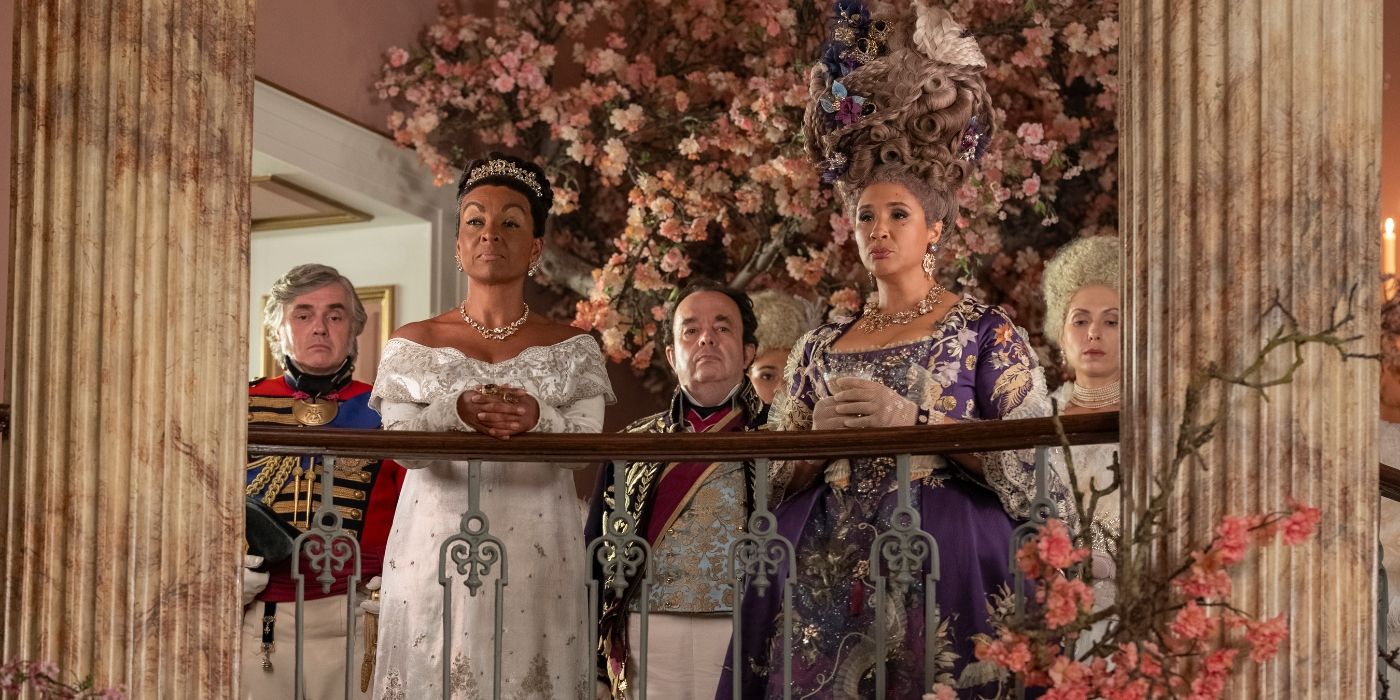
left=1049, top=382, right=1121, bottom=655
left=369, top=335, right=616, bottom=700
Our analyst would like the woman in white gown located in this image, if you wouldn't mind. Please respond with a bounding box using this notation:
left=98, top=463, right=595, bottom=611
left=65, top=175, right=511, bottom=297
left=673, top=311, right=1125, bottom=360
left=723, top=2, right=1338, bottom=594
left=370, top=154, right=615, bottom=699
left=1041, top=235, right=1121, bottom=650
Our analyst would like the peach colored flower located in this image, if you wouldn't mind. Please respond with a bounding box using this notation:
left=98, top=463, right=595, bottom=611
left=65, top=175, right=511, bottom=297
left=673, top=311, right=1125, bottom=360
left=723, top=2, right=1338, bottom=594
left=1017, top=122, right=1045, bottom=145
left=1036, top=519, right=1088, bottom=570
left=1243, top=614, right=1289, bottom=662
left=1280, top=499, right=1321, bottom=545
left=1044, top=575, right=1094, bottom=628
left=975, top=632, right=1033, bottom=673
left=1168, top=600, right=1218, bottom=641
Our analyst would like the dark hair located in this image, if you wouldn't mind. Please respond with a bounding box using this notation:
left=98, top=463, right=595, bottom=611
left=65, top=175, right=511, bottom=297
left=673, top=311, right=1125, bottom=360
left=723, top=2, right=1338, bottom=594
left=662, top=279, right=759, bottom=350
left=455, top=152, right=554, bottom=238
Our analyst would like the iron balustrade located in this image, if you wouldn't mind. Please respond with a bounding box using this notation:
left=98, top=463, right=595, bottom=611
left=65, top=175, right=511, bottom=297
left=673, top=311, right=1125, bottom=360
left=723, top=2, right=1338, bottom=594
left=243, top=413, right=1118, bottom=700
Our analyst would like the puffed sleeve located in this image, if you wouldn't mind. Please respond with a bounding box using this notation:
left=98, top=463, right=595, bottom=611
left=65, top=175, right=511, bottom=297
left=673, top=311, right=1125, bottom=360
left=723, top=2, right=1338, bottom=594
left=369, top=339, right=477, bottom=470
left=972, top=308, right=1076, bottom=527
left=525, top=337, right=615, bottom=469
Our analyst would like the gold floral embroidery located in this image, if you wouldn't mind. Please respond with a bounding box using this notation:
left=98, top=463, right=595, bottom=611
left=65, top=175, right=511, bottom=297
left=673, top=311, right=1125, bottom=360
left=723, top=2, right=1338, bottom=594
left=990, top=362, right=1032, bottom=414
left=639, top=466, right=745, bottom=613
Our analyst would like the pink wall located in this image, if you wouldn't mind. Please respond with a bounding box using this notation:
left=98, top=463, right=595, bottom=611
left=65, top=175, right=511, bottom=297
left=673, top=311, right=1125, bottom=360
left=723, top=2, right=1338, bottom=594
left=255, top=0, right=448, bottom=133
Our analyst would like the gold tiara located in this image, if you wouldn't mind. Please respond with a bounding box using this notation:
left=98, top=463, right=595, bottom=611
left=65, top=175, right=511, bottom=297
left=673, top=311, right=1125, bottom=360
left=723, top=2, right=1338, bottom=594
left=463, top=159, right=544, bottom=199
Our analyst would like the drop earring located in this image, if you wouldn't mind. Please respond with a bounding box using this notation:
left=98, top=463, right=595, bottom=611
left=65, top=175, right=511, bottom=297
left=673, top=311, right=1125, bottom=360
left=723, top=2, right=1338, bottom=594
left=922, top=243, right=940, bottom=278
left=454, top=253, right=463, bottom=272
left=528, top=259, right=540, bottom=277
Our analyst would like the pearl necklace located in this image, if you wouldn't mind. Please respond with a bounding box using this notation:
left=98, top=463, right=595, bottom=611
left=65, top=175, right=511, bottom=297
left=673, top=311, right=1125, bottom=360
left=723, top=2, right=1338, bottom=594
left=459, top=299, right=529, bottom=341
left=858, top=284, right=946, bottom=333
left=1071, top=380, right=1121, bottom=409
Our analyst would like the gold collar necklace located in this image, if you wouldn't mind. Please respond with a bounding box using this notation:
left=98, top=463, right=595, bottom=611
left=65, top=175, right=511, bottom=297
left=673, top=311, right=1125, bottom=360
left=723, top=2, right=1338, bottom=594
left=858, top=284, right=946, bottom=333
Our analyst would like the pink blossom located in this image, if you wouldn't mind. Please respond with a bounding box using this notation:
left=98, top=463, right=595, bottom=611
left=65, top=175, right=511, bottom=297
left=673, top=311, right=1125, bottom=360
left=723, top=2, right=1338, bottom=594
left=1022, top=174, right=1042, bottom=198
left=1168, top=600, right=1218, bottom=641
left=923, top=686, right=957, bottom=700
left=677, top=137, right=701, bottom=158
left=659, top=247, right=690, bottom=275
left=1016, top=122, right=1045, bottom=145
left=1280, top=499, right=1321, bottom=545
left=490, top=73, right=516, bottom=93
left=610, top=104, right=645, bottom=133
left=1175, top=552, right=1233, bottom=599
left=828, top=288, right=861, bottom=315
left=1213, top=515, right=1252, bottom=566
left=1035, top=519, right=1088, bottom=570
left=1043, top=575, right=1094, bottom=628
left=976, top=632, right=1033, bottom=673
left=1244, top=614, right=1289, bottom=662
left=829, top=213, right=852, bottom=245
left=386, top=47, right=409, bottom=68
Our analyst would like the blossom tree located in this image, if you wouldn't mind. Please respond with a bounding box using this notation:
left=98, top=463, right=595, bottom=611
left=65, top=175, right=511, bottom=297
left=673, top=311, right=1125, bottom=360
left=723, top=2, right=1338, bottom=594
left=937, top=292, right=1364, bottom=699
left=377, top=0, right=1118, bottom=369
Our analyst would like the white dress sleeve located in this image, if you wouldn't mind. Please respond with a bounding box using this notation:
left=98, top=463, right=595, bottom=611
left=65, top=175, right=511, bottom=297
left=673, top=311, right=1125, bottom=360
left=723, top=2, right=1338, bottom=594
left=370, top=336, right=616, bottom=470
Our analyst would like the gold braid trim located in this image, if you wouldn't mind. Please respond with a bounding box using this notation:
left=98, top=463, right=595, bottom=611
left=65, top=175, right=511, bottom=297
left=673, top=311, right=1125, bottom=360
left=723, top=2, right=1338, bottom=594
left=246, top=455, right=300, bottom=506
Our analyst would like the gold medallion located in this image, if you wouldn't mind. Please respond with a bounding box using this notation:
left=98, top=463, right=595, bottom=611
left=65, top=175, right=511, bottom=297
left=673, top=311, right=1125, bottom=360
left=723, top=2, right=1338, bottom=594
left=292, top=398, right=338, bottom=426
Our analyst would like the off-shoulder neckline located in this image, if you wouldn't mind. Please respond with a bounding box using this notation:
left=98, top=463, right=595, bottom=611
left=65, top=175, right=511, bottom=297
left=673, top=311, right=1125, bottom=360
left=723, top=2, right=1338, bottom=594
left=826, top=297, right=981, bottom=355
left=382, top=333, right=599, bottom=367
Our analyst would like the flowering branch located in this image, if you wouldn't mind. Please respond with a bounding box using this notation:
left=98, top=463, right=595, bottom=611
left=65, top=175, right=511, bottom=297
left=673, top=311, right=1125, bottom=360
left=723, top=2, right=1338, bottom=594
left=1, top=660, right=126, bottom=699
left=952, top=289, right=1363, bottom=699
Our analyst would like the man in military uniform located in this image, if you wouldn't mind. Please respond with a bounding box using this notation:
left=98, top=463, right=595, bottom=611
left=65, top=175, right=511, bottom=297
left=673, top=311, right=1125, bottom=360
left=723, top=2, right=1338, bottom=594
left=242, top=263, right=404, bottom=699
left=588, top=281, right=769, bottom=699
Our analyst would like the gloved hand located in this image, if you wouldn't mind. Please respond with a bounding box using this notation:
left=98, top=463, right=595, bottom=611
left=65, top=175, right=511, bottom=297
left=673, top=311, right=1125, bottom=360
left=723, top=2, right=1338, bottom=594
left=359, top=576, right=382, bottom=615
left=823, top=377, right=918, bottom=429
left=242, top=555, right=269, bottom=606
left=812, top=395, right=846, bottom=431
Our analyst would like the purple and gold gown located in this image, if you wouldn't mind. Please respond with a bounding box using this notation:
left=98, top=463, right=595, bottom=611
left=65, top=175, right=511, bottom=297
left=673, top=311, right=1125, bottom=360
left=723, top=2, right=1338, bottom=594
left=719, top=297, right=1069, bottom=699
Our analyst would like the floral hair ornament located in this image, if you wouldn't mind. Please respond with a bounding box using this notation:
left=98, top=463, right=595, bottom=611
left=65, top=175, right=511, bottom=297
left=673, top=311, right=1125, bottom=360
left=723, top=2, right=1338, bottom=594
left=958, top=114, right=989, bottom=163
left=820, top=152, right=850, bottom=184
left=819, top=81, right=875, bottom=126
left=462, top=158, right=544, bottom=199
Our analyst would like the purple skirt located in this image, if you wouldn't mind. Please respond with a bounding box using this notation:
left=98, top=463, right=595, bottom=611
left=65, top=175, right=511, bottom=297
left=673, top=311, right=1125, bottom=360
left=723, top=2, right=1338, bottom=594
left=716, top=466, right=1018, bottom=699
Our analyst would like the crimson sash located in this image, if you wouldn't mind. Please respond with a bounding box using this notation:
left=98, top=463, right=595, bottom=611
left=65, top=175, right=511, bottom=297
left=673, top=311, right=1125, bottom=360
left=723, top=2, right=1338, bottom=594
left=642, top=406, right=746, bottom=545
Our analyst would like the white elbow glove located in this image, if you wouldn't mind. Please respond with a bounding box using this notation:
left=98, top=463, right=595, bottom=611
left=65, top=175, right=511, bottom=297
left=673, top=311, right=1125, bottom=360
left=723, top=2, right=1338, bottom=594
left=242, top=555, right=269, bottom=606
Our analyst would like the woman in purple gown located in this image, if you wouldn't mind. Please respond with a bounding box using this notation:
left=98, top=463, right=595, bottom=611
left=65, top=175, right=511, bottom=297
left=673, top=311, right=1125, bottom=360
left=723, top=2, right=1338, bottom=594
left=718, top=2, right=1070, bottom=697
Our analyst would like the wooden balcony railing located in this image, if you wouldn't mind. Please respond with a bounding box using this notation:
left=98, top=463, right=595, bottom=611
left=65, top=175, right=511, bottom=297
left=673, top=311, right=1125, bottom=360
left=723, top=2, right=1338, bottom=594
left=247, top=411, right=1121, bottom=461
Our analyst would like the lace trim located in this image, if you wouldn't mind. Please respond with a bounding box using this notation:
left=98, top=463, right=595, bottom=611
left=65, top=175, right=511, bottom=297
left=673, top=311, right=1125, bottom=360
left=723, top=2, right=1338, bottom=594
left=371, top=335, right=616, bottom=412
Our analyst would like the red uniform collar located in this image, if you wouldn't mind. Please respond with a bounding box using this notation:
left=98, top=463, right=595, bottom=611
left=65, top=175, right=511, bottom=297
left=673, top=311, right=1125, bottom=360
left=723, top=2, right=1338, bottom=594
left=249, top=376, right=372, bottom=400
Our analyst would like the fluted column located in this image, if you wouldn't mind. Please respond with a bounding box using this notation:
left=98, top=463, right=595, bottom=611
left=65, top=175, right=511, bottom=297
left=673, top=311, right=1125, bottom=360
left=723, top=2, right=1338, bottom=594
left=2, top=2, right=252, bottom=697
left=1121, top=0, right=1379, bottom=696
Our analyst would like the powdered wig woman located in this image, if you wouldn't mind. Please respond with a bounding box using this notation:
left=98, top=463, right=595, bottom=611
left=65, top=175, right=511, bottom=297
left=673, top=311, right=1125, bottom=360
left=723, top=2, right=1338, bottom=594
left=721, top=3, right=1070, bottom=697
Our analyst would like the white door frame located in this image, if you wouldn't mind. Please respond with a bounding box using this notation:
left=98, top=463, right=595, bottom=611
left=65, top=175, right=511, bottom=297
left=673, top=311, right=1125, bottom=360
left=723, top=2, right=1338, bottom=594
left=252, top=81, right=463, bottom=312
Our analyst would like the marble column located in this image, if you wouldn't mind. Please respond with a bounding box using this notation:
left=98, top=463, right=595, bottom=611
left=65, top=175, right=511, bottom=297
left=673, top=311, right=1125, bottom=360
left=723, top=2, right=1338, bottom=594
left=1121, top=0, right=1380, bottom=696
left=2, top=2, right=253, bottom=697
